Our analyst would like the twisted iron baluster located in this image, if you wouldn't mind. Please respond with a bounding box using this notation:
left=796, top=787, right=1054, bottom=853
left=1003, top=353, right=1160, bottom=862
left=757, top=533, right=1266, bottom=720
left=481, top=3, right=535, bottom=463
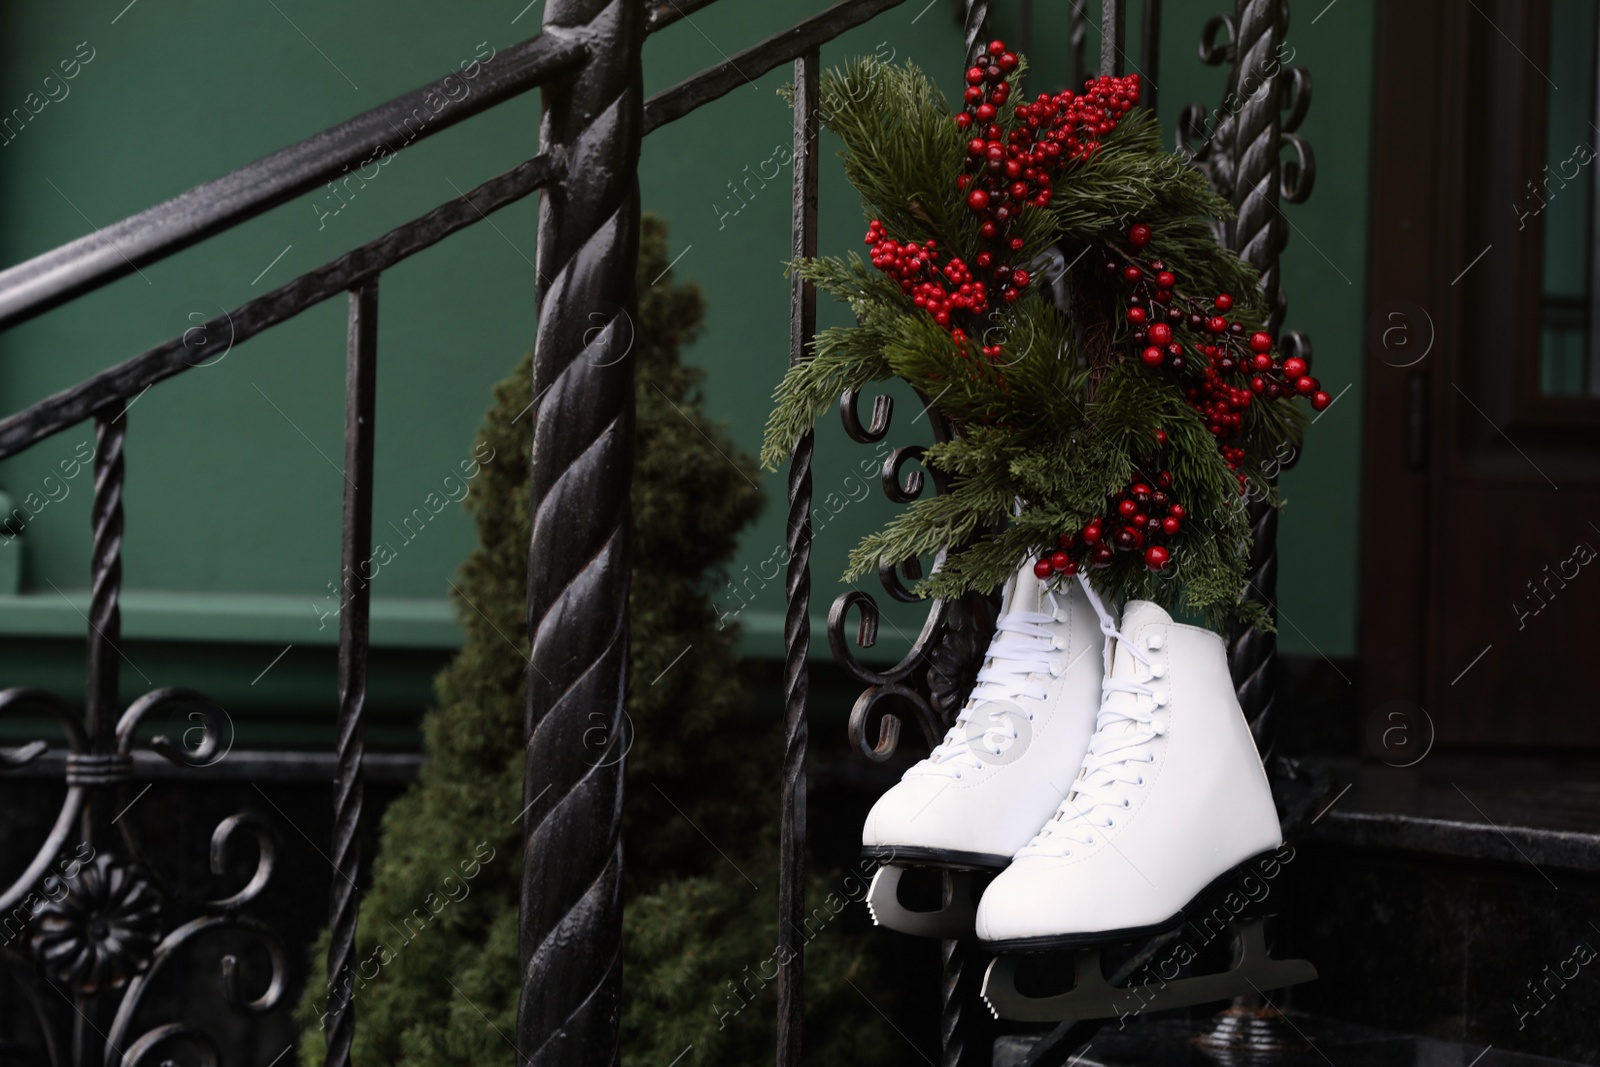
left=1100, top=0, right=1126, bottom=76
left=1069, top=0, right=1089, bottom=89
left=517, top=0, right=640, bottom=1062
left=935, top=12, right=996, bottom=1065
left=1224, top=0, right=1285, bottom=752
left=76, top=410, right=125, bottom=1067
left=963, top=0, right=991, bottom=66
left=325, top=279, right=378, bottom=1067
left=777, top=47, right=819, bottom=1067
left=86, top=412, right=124, bottom=825
left=1140, top=0, right=1162, bottom=114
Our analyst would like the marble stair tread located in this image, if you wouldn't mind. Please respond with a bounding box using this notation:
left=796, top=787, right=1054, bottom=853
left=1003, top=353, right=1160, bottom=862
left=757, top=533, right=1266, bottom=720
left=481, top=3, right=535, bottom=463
left=1303, top=754, right=1600, bottom=873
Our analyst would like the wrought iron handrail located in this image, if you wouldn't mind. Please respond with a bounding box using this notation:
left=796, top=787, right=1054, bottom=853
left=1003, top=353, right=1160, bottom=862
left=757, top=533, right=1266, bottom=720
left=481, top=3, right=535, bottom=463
left=0, top=33, right=587, bottom=332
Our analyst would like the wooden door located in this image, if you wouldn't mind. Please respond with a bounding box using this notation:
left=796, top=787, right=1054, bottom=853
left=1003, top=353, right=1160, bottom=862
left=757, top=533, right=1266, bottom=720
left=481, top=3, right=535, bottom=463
left=1362, top=0, right=1600, bottom=749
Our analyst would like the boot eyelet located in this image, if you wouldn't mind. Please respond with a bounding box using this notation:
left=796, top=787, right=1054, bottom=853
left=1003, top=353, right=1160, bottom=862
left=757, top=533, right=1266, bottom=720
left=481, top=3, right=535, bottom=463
left=1134, top=776, right=1144, bottom=786
left=1146, top=633, right=1164, bottom=650
left=1121, top=798, right=1131, bottom=808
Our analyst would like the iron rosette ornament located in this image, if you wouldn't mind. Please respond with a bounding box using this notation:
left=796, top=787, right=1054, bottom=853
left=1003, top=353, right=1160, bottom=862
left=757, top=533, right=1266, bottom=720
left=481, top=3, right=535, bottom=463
left=29, top=853, right=161, bottom=995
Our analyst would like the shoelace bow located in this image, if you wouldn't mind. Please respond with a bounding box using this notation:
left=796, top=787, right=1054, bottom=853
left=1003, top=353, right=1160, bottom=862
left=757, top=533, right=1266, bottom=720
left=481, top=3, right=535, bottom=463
left=1020, top=576, right=1164, bottom=857
left=911, top=584, right=1066, bottom=780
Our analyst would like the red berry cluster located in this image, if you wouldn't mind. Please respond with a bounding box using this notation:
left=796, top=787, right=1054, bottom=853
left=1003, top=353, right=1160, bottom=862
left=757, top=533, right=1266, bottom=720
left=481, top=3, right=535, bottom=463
left=865, top=42, right=1141, bottom=364
left=1033, top=470, right=1186, bottom=577
left=957, top=41, right=1139, bottom=251
left=1110, top=221, right=1330, bottom=484
left=864, top=220, right=992, bottom=355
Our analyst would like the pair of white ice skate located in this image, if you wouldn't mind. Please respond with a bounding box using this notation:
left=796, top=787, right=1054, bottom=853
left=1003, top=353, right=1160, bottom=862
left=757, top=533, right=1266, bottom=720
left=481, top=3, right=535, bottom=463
left=861, top=559, right=1315, bottom=1021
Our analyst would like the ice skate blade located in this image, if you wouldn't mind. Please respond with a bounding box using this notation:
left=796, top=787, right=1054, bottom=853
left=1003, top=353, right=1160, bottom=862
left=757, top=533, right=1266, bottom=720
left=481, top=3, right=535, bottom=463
left=979, top=918, right=1317, bottom=1022
left=866, top=865, right=980, bottom=940
left=859, top=844, right=1011, bottom=870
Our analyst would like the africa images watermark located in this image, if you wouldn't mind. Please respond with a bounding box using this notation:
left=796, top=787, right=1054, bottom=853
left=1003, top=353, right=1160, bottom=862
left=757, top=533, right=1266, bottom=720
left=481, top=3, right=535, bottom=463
left=1109, top=843, right=1299, bottom=1030
left=313, top=840, right=497, bottom=1029
left=711, top=39, right=895, bottom=232
left=0, top=843, right=98, bottom=949
left=1512, top=933, right=1597, bottom=1031
left=714, top=438, right=894, bottom=630
left=311, top=440, right=496, bottom=630
left=312, top=40, right=498, bottom=231
left=0, top=439, right=96, bottom=545
left=710, top=850, right=889, bottom=1030
left=1, top=41, right=97, bottom=147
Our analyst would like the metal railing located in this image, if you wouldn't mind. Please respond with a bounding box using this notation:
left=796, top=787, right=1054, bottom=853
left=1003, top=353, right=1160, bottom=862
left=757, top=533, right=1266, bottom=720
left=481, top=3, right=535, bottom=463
left=0, top=1, right=1312, bottom=1065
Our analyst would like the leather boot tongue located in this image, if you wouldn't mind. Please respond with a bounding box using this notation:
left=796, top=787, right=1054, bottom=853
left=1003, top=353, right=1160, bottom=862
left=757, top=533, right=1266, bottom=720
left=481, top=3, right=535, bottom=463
left=1117, top=599, right=1173, bottom=639
left=1003, top=560, right=1049, bottom=617
left=1101, top=600, right=1175, bottom=715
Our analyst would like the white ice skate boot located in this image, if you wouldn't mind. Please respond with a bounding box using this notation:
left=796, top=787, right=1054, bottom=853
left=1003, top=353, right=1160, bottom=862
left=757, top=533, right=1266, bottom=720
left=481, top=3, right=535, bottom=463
left=862, top=558, right=1103, bottom=938
left=977, top=586, right=1315, bottom=1020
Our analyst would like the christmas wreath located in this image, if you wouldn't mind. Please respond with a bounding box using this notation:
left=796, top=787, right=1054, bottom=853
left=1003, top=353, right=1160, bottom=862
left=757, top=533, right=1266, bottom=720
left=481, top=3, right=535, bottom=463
left=762, top=41, right=1326, bottom=629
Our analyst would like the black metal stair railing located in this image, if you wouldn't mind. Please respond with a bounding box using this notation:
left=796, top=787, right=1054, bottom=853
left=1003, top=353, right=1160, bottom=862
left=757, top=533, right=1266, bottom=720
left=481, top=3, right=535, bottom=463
left=0, top=23, right=581, bottom=1067
left=0, top=1, right=1311, bottom=1065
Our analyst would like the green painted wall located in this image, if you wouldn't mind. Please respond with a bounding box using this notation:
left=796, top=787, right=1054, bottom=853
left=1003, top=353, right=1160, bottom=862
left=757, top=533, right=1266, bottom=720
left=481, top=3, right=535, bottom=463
left=0, top=0, right=1373, bottom=730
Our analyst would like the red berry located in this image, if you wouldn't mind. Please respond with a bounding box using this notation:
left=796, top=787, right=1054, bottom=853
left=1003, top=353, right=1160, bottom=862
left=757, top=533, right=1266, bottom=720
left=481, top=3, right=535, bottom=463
left=1312, top=390, right=1332, bottom=411
left=1033, top=559, right=1054, bottom=579
left=1214, top=293, right=1233, bottom=311
left=1162, top=516, right=1181, bottom=535
left=1057, top=532, right=1077, bottom=549
left=1207, top=316, right=1228, bottom=334
left=1128, top=223, right=1152, bottom=248
left=988, top=39, right=1006, bottom=56
left=1122, top=266, right=1142, bottom=283
left=1061, top=559, right=1080, bottom=576
left=1154, top=429, right=1168, bottom=445
left=955, top=113, right=973, bottom=128
left=1295, top=376, right=1316, bottom=395
left=1141, top=346, right=1165, bottom=367
left=1282, top=357, right=1307, bottom=378
left=1155, top=271, right=1176, bottom=289
left=1049, top=550, right=1072, bottom=572
left=1118, top=499, right=1139, bottom=518
left=1147, top=323, right=1172, bottom=345
left=975, top=103, right=996, bottom=122
left=1168, top=504, right=1185, bottom=519
left=1144, top=545, right=1171, bottom=571
left=1127, top=306, right=1148, bottom=325
left=1082, top=523, right=1103, bottom=544
left=968, top=188, right=991, bottom=210
left=1249, top=331, right=1273, bottom=353
left=966, top=66, right=986, bottom=85
left=998, top=52, right=1019, bottom=72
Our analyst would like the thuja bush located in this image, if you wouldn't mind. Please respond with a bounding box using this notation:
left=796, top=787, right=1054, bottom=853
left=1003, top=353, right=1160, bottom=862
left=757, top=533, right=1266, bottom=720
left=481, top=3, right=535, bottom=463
left=295, top=216, right=892, bottom=1066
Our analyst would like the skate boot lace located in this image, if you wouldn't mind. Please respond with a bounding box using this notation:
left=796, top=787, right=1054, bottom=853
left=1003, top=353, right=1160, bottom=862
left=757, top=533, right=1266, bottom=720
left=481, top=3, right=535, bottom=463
left=910, top=578, right=1067, bottom=782
left=1019, top=575, right=1164, bottom=857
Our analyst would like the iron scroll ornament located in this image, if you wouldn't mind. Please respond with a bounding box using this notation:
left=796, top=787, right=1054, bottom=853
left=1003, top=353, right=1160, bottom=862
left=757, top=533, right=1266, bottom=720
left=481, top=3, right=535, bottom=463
left=830, top=384, right=1000, bottom=767
left=0, top=684, right=283, bottom=1065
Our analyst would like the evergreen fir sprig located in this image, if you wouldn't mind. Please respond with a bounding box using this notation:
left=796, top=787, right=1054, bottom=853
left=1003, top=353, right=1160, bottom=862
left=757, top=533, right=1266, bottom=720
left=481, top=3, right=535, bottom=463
left=766, top=46, right=1313, bottom=629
